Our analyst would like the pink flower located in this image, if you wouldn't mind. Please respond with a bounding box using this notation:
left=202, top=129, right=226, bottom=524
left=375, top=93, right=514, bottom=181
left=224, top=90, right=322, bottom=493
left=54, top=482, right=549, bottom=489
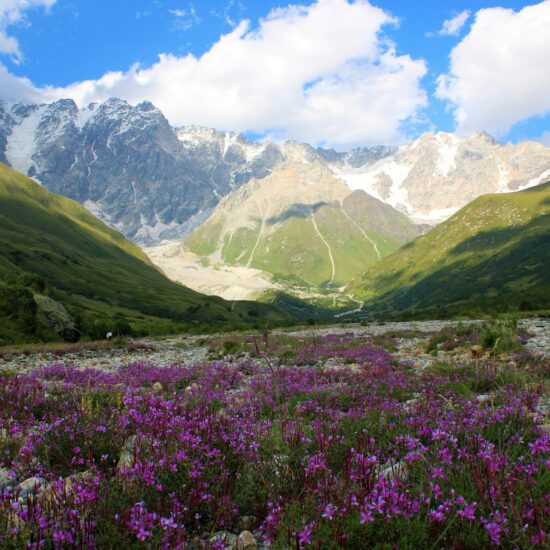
left=297, top=521, right=315, bottom=546
left=485, top=521, right=502, bottom=545
left=321, top=503, right=337, bottom=520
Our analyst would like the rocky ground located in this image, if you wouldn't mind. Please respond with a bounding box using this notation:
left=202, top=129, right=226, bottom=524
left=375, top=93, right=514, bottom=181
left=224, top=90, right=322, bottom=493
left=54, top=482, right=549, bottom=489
left=1, top=318, right=548, bottom=373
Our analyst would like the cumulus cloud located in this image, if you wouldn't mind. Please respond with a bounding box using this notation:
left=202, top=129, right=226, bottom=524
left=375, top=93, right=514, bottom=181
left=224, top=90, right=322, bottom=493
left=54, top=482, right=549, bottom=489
left=437, top=1, right=550, bottom=136
left=0, top=62, right=43, bottom=102
left=0, top=0, right=427, bottom=148
left=0, top=0, right=56, bottom=62
left=437, top=10, right=470, bottom=36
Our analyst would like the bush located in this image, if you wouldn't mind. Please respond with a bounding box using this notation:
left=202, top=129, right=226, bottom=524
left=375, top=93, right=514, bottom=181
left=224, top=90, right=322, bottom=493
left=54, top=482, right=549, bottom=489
left=479, top=317, right=521, bottom=354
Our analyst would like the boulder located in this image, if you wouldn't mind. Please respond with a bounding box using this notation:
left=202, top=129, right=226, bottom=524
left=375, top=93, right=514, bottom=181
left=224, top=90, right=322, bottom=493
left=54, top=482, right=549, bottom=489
left=237, top=531, right=257, bottom=550
left=117, top=435, right=138, bottom=470
left=16, top=476, right=46, bottom=502
left=34, top=294, right=79, bottom=342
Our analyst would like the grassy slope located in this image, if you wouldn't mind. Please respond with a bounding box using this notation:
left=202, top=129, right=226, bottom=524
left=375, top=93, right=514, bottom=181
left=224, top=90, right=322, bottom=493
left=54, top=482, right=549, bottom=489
left=0, top=163, right=290, bottom=336
left=186, top=192, right=421, bottom=288
left=349, top=182, right=550, bottom=315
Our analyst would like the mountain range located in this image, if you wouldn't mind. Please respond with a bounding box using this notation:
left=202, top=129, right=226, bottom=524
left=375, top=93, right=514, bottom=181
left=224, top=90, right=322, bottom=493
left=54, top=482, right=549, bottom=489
left=1, top=98, right=549, bottom=246
left=147, top=157, right=423, bottom=303
left=0, top=97, right=549, bottom=325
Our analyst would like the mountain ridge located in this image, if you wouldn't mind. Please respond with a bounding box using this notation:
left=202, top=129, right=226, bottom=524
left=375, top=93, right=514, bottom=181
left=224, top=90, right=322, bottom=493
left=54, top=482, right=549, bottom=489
left=2, top=98, right=550, bottom=246
left=146, top=160, right=423, bottom=304
left=348, top=181, right=550, bottom=317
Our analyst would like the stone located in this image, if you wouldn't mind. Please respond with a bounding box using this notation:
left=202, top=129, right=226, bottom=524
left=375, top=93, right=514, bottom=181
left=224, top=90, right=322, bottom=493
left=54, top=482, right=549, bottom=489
left=236, top=516, right=258, bottom=532
left=16, top=477, right=46, bottom=502
left=34, top=294, right=79, bottom=342
left=0, top=467, right=16, bottom=491
left=380, top=460, right=408, bottom=481
left=117, top=435, right=138, bottom=470
left=39, top=471, right=93, bottom=505
left=476, top=394, right=493, bottom=403
left=210, top=531, right=238, bottom=548
left=237, top=531, right=257, bottom=550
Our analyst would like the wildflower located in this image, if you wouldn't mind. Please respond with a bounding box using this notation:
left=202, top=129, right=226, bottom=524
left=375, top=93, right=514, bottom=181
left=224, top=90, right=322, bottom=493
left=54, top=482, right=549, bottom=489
left=484, top=522, right=502, bottom=545
left=322, top=503, right=337, bottom=520
left=457, top=502, right=477, bottom=521
left=297, top=521, right=315, bottom=546
left=529, top=435, right=549, bottom=454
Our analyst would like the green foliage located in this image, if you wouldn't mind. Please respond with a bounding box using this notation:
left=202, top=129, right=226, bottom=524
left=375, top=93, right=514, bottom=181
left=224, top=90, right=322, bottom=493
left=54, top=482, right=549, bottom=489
left=184, top=191, right=420, bottom=288
left=479, top=317, right=522, bottom=355
left=0, top=163, right=293, bottom=344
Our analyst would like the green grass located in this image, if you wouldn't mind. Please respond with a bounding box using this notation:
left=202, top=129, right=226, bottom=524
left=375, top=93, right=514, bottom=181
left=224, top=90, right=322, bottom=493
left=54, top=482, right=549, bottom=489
left=349, top=182, right=550, bottom=316
left=0, top=163, right=291, bottom=343
left=184, top=188, right=421, bottom=289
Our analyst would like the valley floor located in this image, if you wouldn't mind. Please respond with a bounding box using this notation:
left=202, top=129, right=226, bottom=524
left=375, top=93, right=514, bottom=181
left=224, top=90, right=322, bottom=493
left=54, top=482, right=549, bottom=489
left=144, top=241, right=275, bottom=301
left=1, top=318, right=548, bottom=373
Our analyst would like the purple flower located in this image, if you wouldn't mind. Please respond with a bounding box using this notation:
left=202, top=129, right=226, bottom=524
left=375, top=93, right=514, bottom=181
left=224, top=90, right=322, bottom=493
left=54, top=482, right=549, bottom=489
left=484, top=522, right=502, bottom=545
left=321, top=503, right=337, bottom=520
left=297, top=521, right=315, bottom=546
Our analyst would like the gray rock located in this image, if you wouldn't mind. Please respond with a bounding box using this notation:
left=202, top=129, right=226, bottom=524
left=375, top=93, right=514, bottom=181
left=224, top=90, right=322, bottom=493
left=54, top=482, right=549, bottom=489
left=0, top=467, right=16, bottom=491
left=34, top=294, right=79, bottom=342
left=236, top=516, right=258, bottom=532
left=210, top=531, right=238, bottom=549
left=117, top=435, right=138, bottom=470
left=16, top=477, right=46, bottom=502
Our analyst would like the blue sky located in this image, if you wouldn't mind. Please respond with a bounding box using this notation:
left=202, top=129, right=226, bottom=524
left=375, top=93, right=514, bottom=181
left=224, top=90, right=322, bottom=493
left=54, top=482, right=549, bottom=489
left=1, top=0, right=549, bottom=148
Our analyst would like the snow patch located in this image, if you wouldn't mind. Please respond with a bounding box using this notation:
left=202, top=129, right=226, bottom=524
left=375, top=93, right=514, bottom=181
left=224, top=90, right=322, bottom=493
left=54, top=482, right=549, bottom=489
left=83, top=199, right=103, bottom=218
left=524, top=168, right=550, bottom=189
left=330, top=156, right=414, bottom=215
left=411, top=206, right=459, bottom=224
left=5, top=105, right=46, bottom=175
left=131, top=181, right=137, bottom=204
left=436, top=134, right=459, bottom=177
left=75, top=106, right=97, bottom=128
left=222, top=132, right=238, bottom=158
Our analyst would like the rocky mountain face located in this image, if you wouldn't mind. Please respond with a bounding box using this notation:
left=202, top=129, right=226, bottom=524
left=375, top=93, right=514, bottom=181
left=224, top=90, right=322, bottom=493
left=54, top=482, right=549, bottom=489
left=0, top=99, right=283, bottom=244
left=1, top=98, right=550, bottom=246
left=180, top=155, right=423, bottom=289
left=327, top=132, right=550, bottom=223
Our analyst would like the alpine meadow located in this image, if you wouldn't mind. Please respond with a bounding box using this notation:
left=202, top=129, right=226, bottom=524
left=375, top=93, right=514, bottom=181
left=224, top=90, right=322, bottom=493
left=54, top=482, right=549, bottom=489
left=0, top=1, right=549, bottom=549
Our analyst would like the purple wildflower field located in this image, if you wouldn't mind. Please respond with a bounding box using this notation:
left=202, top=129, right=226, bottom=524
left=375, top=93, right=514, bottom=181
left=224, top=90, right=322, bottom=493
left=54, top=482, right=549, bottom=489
left=0, top=330, right=548, bottom=549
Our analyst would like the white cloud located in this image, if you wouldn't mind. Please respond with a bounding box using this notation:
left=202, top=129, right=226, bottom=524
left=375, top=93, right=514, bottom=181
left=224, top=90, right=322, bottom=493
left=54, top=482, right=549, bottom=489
left=538, top=131, right=550, bottom=146
left=0, top=62, right=43, bottom=102
left=0, top=0, right=56, bottom=62
left=437, top=10, right=470, bottom=36
left=436, top=1, right=550, bottom=136
left=169, top=9, right=187, bottom=18
left=24, top=0, right=425, bottom=147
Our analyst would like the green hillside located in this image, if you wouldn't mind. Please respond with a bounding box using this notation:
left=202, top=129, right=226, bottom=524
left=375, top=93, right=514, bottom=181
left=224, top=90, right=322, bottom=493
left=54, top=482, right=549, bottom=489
left=0, top=163, right=290, bottom=344
left=348, top=182, right=550, bottom=317
left=184, top=164, right=422, bottom=289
